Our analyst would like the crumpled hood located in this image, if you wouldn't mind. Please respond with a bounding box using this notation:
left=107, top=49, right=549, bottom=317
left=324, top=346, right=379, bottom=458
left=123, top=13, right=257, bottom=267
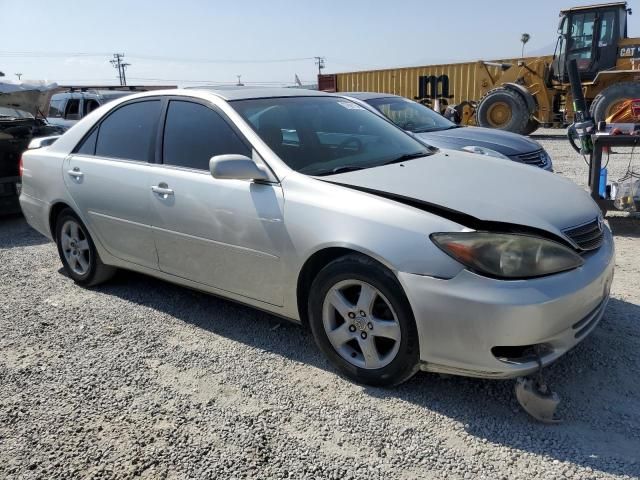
left=0, top=82, right=58, bottom=117
left=326, top=150, right=599, bottom=237
left=416, top=126, right=542, bottom=156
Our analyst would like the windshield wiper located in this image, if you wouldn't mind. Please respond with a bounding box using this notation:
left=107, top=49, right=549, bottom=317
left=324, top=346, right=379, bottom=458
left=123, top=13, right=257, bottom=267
left=328, top=165, right=367, bottom=175
left=381, top=151, right=429, bottom=166
left=308, top=165, right=369, bottom=176
left=413, top=125, right=459, bottom=133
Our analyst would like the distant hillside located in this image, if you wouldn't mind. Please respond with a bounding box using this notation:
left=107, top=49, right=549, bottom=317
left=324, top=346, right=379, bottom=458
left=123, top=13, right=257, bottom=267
left=527, top=43, right=557, bottom=56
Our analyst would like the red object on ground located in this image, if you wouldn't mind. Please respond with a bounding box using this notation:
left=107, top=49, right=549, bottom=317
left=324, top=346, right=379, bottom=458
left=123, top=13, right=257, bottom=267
left=632, top=99, right=640, bottom=120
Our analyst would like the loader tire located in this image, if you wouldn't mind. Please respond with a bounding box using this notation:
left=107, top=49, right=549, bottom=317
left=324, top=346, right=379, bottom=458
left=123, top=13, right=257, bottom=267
left=477, top=88, right=530, bottom=134
left=590, top=82, right=640, bottom=123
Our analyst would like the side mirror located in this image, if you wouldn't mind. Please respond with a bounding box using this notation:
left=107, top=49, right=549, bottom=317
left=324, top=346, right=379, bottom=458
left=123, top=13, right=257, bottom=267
left=209, top=154, right=270, bottom=181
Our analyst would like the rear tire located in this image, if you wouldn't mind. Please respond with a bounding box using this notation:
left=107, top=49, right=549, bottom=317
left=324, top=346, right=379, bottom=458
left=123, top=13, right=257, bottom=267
left=590, top=82, right=640, bottom=123
left=477, top=88, right=530, bottom=134
left=55, top=208, right=116, bottom=287
left=308, top=254, right=420, bottom=387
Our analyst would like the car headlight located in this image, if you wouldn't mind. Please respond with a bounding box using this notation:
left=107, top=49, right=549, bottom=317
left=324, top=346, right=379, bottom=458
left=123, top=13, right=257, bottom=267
left=462, top=145, right=509, bottom=159
left=541, top=149, right=553, bottom=169
left=431, top=232, right=584, bottom=279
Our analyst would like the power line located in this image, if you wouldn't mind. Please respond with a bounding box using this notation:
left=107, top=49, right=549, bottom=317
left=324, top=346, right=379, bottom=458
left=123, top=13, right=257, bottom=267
left=0, top=50, right=317, bottom=65
left=127, top=54, right=316, bottom=64
left=0, top=51, right=110, bottom=58
left=127, top=76, right=315, bottom=85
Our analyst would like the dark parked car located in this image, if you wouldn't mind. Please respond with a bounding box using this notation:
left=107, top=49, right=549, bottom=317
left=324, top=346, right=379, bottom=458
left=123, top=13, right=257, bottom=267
left=0, top=106, right=64, bottom=214
left=342, top=92, right=552, bottom=171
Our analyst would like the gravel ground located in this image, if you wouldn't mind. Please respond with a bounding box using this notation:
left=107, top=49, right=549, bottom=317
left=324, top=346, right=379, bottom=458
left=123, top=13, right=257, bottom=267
left=1, top=129, right=639, bottom=480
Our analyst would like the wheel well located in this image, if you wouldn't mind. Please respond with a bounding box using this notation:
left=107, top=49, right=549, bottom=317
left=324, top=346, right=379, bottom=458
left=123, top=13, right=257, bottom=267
left=48, top=202, right=72, bottom=239
left=296, top=247, right=369, bottom=327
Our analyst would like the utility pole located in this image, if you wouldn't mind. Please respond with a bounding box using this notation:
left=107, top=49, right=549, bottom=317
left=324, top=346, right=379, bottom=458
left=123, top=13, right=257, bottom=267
left=236, top=75, right=244, bottom=86
left=121, top=60, right=130, bottom=85
left=110, top=53, right=130, bottom=86
left=15, top=73, right=22, bottom=81
left=314, top=56, right=325, bottom=76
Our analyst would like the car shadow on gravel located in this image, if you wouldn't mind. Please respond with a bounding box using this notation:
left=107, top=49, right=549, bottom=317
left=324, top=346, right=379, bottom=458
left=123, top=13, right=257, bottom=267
left=608, top=215, right=640, bottom=238
left=0, top=214, right=50, bottom=249
left=530, top=134, right=569, bottom=141
left=366, top=296, right=640, bottom=477
left=97, top=269, right=640, bottom=478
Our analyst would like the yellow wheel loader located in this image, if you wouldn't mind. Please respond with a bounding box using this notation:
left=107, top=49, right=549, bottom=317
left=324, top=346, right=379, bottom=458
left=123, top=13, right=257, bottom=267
left=473, top=1, right=640, bottom=134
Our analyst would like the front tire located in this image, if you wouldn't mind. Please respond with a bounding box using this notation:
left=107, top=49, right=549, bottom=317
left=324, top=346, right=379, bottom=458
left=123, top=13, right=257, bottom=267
left=476, top=87, right=530, bottom=134
left=55, top=209, right=116, bottom=287
left=590, top=82, right=640, bottom=123
left=308, top=254, right=420, bottom=387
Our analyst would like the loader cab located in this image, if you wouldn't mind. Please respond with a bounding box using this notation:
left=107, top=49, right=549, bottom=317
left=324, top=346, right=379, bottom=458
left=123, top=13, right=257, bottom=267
left=552, top=2, right=629, bottom=83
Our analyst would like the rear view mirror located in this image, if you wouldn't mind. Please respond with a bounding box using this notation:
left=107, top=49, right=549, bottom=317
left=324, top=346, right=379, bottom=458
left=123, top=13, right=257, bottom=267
left=209, top=154, right=270, bottom=181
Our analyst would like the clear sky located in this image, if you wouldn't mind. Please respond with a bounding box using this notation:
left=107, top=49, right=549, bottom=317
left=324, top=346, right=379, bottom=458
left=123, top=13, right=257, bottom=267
left=0, top=0, right=637, bottom=86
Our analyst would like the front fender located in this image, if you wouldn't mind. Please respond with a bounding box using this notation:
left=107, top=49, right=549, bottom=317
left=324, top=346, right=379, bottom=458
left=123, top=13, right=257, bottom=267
left=503, top=83, right=536, bottom=114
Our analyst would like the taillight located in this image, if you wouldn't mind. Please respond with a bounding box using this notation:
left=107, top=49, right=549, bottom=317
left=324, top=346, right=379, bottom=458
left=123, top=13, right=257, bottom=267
left=19, top=155, right=24, bottom=177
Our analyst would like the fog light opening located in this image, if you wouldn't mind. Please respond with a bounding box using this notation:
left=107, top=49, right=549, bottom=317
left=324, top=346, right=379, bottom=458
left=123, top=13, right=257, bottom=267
left=491, top=344, right=552, bottom=364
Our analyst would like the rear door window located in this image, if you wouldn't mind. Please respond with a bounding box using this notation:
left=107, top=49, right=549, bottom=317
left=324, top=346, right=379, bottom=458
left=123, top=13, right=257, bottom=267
left=94, top=100, right=161, bottom=162
left=162, top=100, right=250, bottom=170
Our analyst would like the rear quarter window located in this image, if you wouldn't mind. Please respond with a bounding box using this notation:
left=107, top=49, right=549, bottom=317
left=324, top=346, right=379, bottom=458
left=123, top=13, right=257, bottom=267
left=75, top=128, right=98, bottom=155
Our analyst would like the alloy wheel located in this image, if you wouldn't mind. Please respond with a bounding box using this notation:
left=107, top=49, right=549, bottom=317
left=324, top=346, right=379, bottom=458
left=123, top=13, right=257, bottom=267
left=322, top=280, right=401, bottom=370
left=60, top=219, right=91, bottom=276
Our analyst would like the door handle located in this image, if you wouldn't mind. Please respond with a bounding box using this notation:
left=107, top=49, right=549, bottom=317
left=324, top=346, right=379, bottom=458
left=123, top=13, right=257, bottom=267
left=67, top=168, right=84, bottom=179
left=151, top=185, right=174, bottom=196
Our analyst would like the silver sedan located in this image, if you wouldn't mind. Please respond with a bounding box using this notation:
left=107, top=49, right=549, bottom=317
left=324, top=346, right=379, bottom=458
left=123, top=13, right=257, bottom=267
left=19, top=88, right=614, bottom=386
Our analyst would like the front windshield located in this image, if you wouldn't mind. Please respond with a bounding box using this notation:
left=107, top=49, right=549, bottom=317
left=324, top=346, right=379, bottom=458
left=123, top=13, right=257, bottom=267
left=366, top=97, right=456, bottom=133
left=231, top=96, right=431, bottom=176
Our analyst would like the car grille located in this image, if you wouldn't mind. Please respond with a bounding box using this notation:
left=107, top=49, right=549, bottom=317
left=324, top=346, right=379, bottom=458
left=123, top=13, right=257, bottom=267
left=562, top=217, right=604, bottom=251
left=512, top=149, right=549, bottom=168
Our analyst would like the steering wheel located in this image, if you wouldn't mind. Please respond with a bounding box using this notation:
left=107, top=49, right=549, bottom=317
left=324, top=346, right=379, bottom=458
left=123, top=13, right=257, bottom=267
left=567, top=124, right=582, bottom=154
left=403, top=121, right=415, bottom=131
left=337, top=136, right=363, bottom=153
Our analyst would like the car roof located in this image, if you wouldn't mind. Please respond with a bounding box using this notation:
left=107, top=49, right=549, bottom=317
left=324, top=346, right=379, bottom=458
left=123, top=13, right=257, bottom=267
left=187, top=86, right=332, bottom=101
left=341, top=92, right=401, bottom=101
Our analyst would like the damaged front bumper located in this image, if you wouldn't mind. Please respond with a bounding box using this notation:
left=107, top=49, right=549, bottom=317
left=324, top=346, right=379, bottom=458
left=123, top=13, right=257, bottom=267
left=398, top=226, right=615, bottom=379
